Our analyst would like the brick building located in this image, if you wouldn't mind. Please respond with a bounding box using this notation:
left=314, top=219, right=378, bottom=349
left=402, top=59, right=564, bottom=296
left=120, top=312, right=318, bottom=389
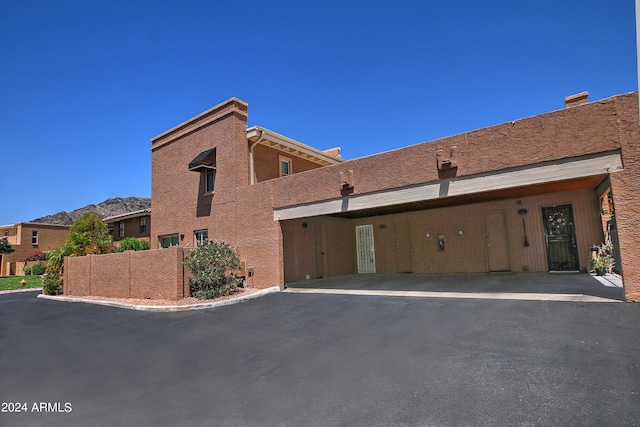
left=104, top=209, right=151, bottom=247
left=65, top=91, right=640, bottom=301
left=0, top=222, right=69, bottom=275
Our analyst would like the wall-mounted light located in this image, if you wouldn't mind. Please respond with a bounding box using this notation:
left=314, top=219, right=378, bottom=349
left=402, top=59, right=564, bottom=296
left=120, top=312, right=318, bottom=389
left=302, top=222, right=308, bottom=228
left=518, top=208, right=528, bottom=215
left=426, top=232, right=431, bottom=238
left=180, top=233, right=185, bottom=240
left=457, top=229, right=464, bottom=236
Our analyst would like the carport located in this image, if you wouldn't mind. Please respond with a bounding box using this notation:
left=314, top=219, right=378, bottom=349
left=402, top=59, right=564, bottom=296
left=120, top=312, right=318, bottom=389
left=278, top=152, right=621, bottom=289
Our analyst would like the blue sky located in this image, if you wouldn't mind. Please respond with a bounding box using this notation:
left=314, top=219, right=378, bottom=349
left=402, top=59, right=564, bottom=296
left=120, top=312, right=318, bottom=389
left=0, top=0, right=636, bottom=225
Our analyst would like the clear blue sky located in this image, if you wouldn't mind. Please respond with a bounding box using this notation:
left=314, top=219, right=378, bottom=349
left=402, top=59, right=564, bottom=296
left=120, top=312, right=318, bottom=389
left=0, top=0, right=636, bottom=225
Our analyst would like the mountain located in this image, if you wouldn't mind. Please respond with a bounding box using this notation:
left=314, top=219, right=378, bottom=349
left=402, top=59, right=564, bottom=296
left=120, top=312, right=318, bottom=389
left=31, top=197, right=151, bottom=226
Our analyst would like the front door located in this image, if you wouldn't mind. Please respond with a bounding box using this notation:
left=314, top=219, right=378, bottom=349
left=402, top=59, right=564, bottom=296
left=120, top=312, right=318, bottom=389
left=542, top=204, right=579, bottom=271
left=484, top=211, right=511, bottom=272
left=356, top=225, right=376, bottom=273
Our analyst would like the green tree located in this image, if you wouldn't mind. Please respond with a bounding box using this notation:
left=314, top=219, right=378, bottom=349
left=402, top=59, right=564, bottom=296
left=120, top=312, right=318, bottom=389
left=0, top=237, right=15, bottom=254
left=67, top=213, right=113, bottom=255
left=183, top=240, right=242, bottom=299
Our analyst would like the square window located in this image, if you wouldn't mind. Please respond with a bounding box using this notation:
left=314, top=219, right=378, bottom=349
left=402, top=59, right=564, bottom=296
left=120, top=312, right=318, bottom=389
left=194, top=230, right=208, bottom=246
left=161, top=235, right=179, bottom=248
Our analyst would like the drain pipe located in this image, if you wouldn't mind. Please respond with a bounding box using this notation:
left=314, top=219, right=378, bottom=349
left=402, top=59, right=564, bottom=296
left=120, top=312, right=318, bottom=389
left=249, top=129, right=266, bottom=185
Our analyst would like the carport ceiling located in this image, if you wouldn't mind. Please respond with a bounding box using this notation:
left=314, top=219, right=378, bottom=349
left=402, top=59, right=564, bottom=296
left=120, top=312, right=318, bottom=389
left=328, top=175, right=605, bottom=218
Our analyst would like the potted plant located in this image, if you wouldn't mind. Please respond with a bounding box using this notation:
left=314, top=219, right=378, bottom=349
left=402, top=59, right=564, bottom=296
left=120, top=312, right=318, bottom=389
left=589, top=243, right=615, bottom=276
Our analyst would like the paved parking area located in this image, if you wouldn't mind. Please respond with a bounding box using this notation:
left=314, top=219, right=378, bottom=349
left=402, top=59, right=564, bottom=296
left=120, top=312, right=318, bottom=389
left=286, top=272, right=626, bottom=301
left=1, top=287, right=639, bottom=426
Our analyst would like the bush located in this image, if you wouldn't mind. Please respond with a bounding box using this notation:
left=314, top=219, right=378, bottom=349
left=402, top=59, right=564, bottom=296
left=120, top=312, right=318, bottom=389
left=117, top=238, right=150, bottom=252
left=183, top=240, right=243, bottom=300
left=42, top=272, right=63, bottom=295
left=23, top=266, right=32, bottom=276
left=31, top=264, right=46, bottom=275
left=21, top=251, right=46, bottom=262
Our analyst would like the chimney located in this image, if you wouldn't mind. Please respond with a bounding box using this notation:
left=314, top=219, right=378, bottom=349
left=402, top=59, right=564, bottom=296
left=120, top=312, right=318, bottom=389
left=323, top=147, right=341, bottom=158
left=564, top=91, right=589, bottom=108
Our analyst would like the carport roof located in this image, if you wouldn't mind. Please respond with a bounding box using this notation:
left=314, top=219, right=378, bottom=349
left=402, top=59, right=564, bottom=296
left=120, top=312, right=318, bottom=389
left=273, top=150, right=622, bottom=220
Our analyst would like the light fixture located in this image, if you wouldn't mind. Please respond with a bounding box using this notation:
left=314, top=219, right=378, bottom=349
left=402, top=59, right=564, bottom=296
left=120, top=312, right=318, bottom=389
left=457, top=230, right=464, bottom=236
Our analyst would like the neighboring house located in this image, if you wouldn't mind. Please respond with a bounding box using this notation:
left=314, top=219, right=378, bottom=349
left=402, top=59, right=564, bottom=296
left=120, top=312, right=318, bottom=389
left=0, top=223, right=69, bottom=276
left=65, top=92, right=640, bottom=301
left=103, top=209, right=151, bottom=247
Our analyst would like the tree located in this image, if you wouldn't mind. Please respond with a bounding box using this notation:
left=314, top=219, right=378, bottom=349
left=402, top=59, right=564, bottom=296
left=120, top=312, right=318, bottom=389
left=67, top=213, right=113, bottom=255
left=0, top=237, right=15, bottom=254
left=183, top=240, right=243, bottom=299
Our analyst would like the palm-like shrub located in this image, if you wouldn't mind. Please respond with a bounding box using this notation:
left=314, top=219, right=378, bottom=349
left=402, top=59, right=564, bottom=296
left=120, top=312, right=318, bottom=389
left=183, top=241, right=242, bottom=299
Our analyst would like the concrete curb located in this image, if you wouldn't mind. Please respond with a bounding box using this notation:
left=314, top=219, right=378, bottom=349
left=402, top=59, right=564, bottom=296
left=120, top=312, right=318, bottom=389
left=0, top=287, right=43, bottom=295
left=37, top=286, right=281, bottom=312
left=284, top=287, right=622, bottom=303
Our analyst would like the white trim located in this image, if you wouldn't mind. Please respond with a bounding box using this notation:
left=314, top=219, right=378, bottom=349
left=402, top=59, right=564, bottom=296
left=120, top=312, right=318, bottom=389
left=247, top=126, right=344, bottom=167
left=274, top=151, right=623, bottom=221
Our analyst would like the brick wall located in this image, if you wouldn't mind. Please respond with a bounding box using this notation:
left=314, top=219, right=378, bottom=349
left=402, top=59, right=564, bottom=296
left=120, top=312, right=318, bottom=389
left=64, top=247, right=189, bottom=300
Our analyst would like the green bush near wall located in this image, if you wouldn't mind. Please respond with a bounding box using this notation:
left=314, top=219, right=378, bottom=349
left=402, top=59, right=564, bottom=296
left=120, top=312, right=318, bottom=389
left=117, top=238, right=150, bottom=252
left=183, top=240, right=243, bottom=299
left=31, top=264, right=46, bottom=275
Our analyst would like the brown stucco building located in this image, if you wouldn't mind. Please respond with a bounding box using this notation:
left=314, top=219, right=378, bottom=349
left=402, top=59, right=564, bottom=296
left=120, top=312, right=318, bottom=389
left=0, top=222, right=69, bottom=276
left=65, top=91, right=640, bottom=301
left=144, top=92, right=640, bottom=300
left=104, top=209, right=151, bottom=247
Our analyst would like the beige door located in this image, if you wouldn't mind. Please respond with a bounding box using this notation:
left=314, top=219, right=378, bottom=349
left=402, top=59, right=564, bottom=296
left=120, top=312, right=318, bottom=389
left=394, top=222, right=413, bottom=273
left=356, top=225, right=376, bottom=273
left=484, top=211, right=511, bottom=272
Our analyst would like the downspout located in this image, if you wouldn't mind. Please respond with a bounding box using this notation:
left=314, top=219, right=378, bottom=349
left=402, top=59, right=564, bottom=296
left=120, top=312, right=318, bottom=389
left=249, top=129, right=266, bottom=185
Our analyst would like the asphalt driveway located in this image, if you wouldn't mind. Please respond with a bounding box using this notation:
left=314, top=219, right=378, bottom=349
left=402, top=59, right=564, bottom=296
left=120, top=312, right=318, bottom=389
left=1, top=289, right=639, bottom=426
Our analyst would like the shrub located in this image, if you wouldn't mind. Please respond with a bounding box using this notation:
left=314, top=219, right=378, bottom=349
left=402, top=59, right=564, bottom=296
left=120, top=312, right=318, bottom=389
left=46, top=243, right=76, bottom=276
left=31, top=264, right=46, bottom=275
left=42, top=272, right=63, bottom=295
left=183, top=240, right=243, bottom=300
left=117, top=238, right=150, bottom=252
left=23, top=266, right=32, bottom=276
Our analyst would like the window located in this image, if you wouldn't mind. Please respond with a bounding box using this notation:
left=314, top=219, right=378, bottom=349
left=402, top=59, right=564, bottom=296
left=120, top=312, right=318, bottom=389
left=140, top=217, right=147, bottom=234
left=160, top=235, right=180, bottom=248
left=107, top=224, right=114, bottom=235
left=119, top=223, right=125, bottom=238
left=205, top=169, right=215, bottom=193
left=3, top=231, right=8, bottom=238
left=31, top=230, right=38, bottom=245
left=194, top=230, right=208, bottom=246
left=280, top=155, right=292, bottom=177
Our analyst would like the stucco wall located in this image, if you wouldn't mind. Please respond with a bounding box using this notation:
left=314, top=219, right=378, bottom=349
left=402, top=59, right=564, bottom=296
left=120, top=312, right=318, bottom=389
left=282, top=189, right=603, bottom=282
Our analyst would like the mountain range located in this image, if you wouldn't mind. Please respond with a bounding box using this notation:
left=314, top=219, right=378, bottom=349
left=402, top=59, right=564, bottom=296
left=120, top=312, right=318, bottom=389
left=32, top=197, right=151, bottom=226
